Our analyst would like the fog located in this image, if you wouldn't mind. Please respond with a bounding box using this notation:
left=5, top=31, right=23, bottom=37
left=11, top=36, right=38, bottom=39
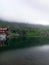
left=0, top=0, right=49, bottom=25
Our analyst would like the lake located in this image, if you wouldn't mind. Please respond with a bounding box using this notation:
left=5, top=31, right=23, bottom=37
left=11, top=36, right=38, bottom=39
left=0, top=45, right=49, bottom=65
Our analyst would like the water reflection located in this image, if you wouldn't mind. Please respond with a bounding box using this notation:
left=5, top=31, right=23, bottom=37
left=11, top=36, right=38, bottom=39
left=37, top=45, right=49, bottom=51
left=0, top=45, right=49, bottom=65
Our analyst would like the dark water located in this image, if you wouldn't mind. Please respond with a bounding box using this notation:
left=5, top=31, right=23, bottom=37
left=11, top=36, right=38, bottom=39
left=0, top=45, right=49, bottom=65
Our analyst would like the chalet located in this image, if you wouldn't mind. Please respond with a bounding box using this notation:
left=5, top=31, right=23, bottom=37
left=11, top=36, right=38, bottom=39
left=0, top=28, right=8, bottom=47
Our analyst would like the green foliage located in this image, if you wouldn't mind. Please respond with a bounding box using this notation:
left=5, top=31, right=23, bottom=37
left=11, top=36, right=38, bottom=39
left=1, top=20, right=49, bottom=51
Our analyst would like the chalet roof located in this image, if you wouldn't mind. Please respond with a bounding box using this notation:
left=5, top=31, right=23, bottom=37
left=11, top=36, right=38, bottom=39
left=0, top=28, right=8, bottom=33
left=0, top=28, right=8, bottom=31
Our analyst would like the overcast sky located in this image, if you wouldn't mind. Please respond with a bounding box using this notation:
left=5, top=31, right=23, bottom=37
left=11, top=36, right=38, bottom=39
left=0, top=0, right=49, bottom=25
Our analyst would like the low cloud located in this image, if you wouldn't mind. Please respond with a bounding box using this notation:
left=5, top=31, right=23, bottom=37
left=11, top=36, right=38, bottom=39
left=0, top=0, right=49, bottom=25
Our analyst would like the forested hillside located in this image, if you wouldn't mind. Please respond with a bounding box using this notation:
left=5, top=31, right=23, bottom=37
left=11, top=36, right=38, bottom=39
left=0, top=20, right=49, bottom=37
left=0, top=20, right=49, bottom=51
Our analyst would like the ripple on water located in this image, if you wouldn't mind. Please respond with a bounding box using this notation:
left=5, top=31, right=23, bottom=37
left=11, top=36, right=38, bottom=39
left=0, top=45, right=49, bottom=65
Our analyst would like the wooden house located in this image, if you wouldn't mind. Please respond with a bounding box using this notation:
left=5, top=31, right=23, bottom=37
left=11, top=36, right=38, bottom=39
left=0, top=28, right=8, bottom=47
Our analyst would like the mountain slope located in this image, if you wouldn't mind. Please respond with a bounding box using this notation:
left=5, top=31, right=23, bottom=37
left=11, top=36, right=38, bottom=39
left=0, top=20, right=49, bottom=30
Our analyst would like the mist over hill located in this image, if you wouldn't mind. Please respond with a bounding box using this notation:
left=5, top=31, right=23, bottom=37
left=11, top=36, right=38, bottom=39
left=0, top=20, right=49, bottom=30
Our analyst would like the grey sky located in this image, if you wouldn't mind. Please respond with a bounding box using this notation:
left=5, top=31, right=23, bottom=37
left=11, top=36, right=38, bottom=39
left=0, top=0, right=49, bottom=25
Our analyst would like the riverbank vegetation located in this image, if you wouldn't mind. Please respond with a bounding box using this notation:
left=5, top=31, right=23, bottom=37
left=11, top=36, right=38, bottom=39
left=0, top=20, right=49, bottom=51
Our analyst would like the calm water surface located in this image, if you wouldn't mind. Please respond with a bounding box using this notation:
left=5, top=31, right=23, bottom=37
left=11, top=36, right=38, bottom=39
left=0, top=45, right=49, bottom=65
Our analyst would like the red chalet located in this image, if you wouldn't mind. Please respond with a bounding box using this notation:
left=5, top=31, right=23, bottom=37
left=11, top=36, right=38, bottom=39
left=0, top=28, right=8, bottom=47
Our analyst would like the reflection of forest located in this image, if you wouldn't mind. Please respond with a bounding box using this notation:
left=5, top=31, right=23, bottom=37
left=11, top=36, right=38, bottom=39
left=0, top=20, right=49, bottom=50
